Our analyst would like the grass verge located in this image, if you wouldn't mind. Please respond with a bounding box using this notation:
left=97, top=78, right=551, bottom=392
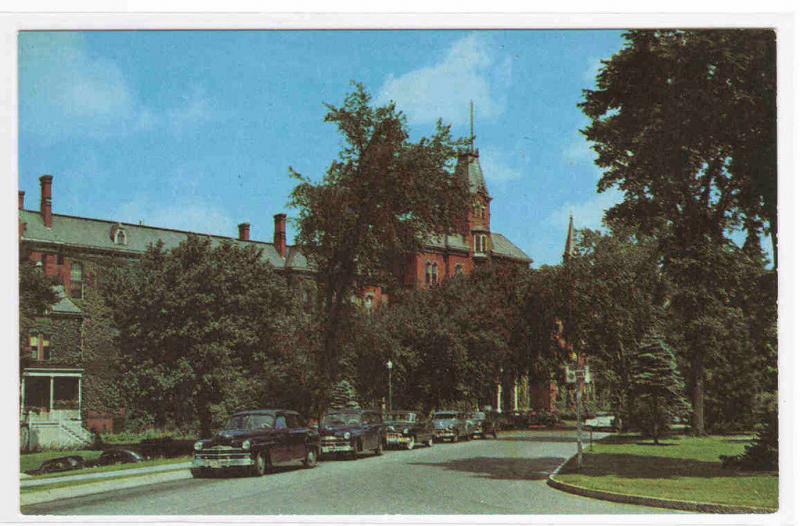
left=22, top=456, right=191, bottom=481
left=554, top=434, right=777, bottom=510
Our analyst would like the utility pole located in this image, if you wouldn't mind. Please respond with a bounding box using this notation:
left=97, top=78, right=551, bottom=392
left=576, top=373, right=584, bottom=468
left=386, top=360, right=393, bottom=413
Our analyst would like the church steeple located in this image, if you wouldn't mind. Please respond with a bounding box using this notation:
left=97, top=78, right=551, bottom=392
left=563, top=213, right=576, bottom=263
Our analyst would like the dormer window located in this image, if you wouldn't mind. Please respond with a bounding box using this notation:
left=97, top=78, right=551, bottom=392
left=110, top=223, right=128, bottom=246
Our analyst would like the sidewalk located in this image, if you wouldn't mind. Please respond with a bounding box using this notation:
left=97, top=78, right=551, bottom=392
left=21, top=468, right=193, bottom=507
left=21, top=461, right=192, bottom=489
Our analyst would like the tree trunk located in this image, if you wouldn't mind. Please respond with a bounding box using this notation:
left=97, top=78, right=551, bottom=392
left=690, top=352, right=705, bottom=435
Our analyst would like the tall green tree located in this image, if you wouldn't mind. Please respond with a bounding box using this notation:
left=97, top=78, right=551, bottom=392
left=565, top=226, right=667, bottom=428
left=630, top=329, right=689, bottom=444
left=104, top=236, right=306, bottom=436
left=289, top=83, right=470, bottom=407
left=581, top=29, right=777, bottom=433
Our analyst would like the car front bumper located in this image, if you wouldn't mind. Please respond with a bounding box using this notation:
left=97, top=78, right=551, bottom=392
left=434, top=429, right=456, bottom=439
left=385, top=433, right=413, bottom=446
left=192, top=456, right=254, bottom=469
left=320, top=439, right=355, bottom=454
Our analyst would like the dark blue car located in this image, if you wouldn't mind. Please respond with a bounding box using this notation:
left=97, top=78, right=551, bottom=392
left=319, top=408, right=384, bottom=459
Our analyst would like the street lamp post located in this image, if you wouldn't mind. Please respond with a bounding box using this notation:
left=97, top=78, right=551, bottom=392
left=386, top=360, right=393, bottom=413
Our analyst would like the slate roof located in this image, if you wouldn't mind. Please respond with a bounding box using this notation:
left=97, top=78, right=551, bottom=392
left=490, top=233, right=532, bottom=263
left=425, top=232, right=531, bottom=264
left=19, top=209, right=300, bottom=270
left=20, top=206, right=531, bottom=271
left=457, top=152, right=488, bottom=195
left=51, top=286, right=82, bottom=316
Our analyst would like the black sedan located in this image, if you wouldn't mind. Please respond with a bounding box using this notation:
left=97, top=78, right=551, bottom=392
left=192, top=409, right=320, bottom=477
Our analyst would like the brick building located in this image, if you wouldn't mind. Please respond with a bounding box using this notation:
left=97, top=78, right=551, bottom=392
left=18, top=145, right=538, bottom=445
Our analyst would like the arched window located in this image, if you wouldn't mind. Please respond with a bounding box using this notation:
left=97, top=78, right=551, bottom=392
left=480, top=205, right=486, bottom=219
left=455, top=264, right=463, bottom=275
left=364, top=293, right=374, bottom=311
left=425, top=261, right=432, bottom=284
left=432, top=263, right=439, bottom=284
left=114, top=229, right=127, bottom=245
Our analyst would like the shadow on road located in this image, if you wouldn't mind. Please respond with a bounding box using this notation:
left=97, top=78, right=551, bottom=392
left=407, top=456, right=565, bottom=481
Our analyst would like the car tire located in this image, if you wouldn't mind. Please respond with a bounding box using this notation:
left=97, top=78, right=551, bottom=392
left=374, top=440, right=384, bottom=456
left=405, top=437, right=415, bottom=450
left=251, top=450, right=269, bottom=477
left=492, top=430, right=498, bottom=439
left=190, top=468, right=208, bottom=478
left=426, top=437, right=434, bottom=447
left=303, top=446, right=318, bottom=468
left=452, top=434, right=458, bottom=443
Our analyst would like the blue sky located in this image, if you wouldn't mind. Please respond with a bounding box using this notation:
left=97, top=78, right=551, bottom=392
left=18, top=30, right=626, bottom=267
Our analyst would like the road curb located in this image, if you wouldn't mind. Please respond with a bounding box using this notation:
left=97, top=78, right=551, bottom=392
left=21, top=461, right=192, bottom=489
left=21, top=468, right=192, bottom=507
left=546, top=455, right=776, bottom=514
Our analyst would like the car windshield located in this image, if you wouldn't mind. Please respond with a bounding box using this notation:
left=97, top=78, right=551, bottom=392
left=433, top=412, right=457, bottom=419
left=322, top=413, right=362, bottom=426
left=386, top=412, right=415, bottom=422
left=225, top=414, right=275, bottom=430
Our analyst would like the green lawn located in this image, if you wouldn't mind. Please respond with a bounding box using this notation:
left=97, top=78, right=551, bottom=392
left=555, top=434, right=778, bottom=511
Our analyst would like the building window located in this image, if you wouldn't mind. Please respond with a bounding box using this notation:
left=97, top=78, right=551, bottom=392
left=425, top=261, right=432, bottom=285
left=114, top=229, right=127, bottom=245
left=57, top=254, right=64, bottom=265
left=480, top=205, right=486, bottom=219
left=474, top=234, right=489, bottom=255
left=29, top=334, right=51, bottom=361
left=70, top=261, right=83, bottom=299
left=455, top=264, right=463, bottom=275
left=364, top=294, right=374, bottom=311
left=432, top=263, right=439, bottom=284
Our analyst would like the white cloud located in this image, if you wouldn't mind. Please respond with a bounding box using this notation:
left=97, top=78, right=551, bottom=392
left=478, top=146, right=522, bottom=184
left=547, top=189, right=624, bottom=232
left=377, top=33, right=509, bottom=126
left=562, top=135, right=597, bottom=167
left=20, top=33, right=219, bottom=142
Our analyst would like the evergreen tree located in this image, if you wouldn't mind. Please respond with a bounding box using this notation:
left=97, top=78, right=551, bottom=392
left=630, top=329, right=688, bottom=444
left=329, top=379, right=360, bottom=409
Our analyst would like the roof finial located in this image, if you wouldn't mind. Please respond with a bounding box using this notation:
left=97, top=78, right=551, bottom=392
left=469, top=100, right=475, bottom=153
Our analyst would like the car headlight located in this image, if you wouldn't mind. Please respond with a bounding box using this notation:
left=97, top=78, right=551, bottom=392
left=241, top=439, right=251, bottom=450
left=194, top=441, right=203, bottom=451
left=343, top=432, right=351, bottom=440
left=402, top=428, right=409, bottom=435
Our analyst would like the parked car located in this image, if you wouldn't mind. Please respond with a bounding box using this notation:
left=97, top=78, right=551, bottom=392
left=192, top=409, right=320, bottom=478
left=383, top=410, right=435, bottom=450
left=96, top=448, right=144, bottom=466
left=319, top=408, right=384, bottom=459
left=467, top=411, right=499, bottom=439
left=32, top=455, right=85, bottom=475
left=431, top=410, right=470, bottom=442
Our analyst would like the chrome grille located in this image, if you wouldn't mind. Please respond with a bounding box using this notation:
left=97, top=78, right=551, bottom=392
left=195, top=445, right=250, bottom=460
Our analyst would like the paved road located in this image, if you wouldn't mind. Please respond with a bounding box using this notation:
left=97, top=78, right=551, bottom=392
left=22, top=430, right=665, bottom=515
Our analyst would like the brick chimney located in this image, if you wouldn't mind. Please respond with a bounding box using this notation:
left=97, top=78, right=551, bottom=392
left=40, top=175, right=53, bottom=228
left=238, top=222, right=251, bottom=241
left=18, top=191, right=25, bottom=210
left=273, top=213, right=287, bottom=258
